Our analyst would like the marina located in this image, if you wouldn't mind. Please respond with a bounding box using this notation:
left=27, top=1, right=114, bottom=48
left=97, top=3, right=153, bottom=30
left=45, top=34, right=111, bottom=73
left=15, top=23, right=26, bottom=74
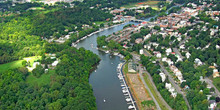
left=117, top=63, right=137, bottom=110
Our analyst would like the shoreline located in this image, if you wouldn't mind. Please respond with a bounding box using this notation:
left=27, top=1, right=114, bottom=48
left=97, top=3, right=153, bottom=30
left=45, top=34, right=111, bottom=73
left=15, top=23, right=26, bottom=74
left=72, top=22, right=128, bottom=47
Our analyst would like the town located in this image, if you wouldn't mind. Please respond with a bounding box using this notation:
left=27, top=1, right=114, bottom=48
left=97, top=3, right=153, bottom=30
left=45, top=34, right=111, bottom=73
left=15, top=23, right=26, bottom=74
left=97, top=0, right=220, bottom=109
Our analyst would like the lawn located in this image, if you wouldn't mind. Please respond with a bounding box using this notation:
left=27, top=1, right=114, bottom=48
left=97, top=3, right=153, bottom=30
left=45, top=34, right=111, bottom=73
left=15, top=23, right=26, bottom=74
left=26, top=69, right=56, bottom=86
left=0, top=56, right=41, bottom=73
left=121, top=1, right=160, bottom=9
left=143, top=73, right=168, bottom=110
left=94, top=21, right=107, bottom=25
left=0, top=60, right=24, bottom=73
left=213, top=77, right=220, bottom=91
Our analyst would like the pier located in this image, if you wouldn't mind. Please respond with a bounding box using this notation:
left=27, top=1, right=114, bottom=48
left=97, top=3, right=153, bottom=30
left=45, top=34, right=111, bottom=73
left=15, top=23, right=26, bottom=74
left=117, top=63, right=137, bottom=110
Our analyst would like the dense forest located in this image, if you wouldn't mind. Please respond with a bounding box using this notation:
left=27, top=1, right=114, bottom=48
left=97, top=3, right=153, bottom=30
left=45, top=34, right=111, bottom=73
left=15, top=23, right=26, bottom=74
left=0, top=46, right=100, bottom=109
left=0, top=4, right=109, bottom=109
left=0, top=5, right=112, bottom=64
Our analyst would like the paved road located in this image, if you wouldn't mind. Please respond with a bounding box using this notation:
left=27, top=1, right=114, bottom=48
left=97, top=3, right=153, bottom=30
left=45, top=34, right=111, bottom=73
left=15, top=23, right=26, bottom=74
left=137, top=65, right=162, bottom=110
left=139, top=66, right=173, bottom=110
left=204, top=77, right=220, bottom=97
left=143, top=49, right=152, bottom=57
left=178, top=35, right=190, bottom=47
left=173, top=48, right=184, bottom=59
left=132, top=53, right=172, bottom=110
left=158, top=63, right=191, bottom=110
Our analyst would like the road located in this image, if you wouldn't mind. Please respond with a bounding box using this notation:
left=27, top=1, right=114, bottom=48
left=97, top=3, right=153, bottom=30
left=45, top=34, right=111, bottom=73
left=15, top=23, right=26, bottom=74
left=143, top=49, right=152, bottom=57
left=131, top=53, right=172, bottom=110
left=158, top=62, right=191, bottom=110
left=139, top=65, right=173, bottom=110
left=178, top=35, right=190, bottom=47
left=142, top=49, right=191, bottom=110
left=204, top=77, right=220, bottom=97
left=137, top=65, right=161, bottom=110
left=173, top=48, right=184, bottom=59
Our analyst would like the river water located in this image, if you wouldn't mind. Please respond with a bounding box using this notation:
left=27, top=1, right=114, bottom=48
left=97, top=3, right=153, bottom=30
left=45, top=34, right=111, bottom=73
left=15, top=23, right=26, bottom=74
left=76, top=22, right=138, bottom=110
left=76, top=4, right=181, bottom=110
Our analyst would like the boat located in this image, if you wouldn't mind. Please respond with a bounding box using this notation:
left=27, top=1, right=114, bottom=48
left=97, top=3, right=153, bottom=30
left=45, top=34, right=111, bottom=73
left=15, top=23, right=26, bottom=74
left=126, top=98, right=131, bottom=102
left=128, top=105, right=135, bottom=109
left=103, top=99, right=106, bottom=103
left=124, top=93, right=129, bottom=96
left=122, top=89, right=128, bottom=93
left=121, top=84, right=125, bottom=87
left=113, top=52, right=118, bottom=56
left=71, top=43, right=77, bottom=47
left=105, top=51, right=109, bottom=53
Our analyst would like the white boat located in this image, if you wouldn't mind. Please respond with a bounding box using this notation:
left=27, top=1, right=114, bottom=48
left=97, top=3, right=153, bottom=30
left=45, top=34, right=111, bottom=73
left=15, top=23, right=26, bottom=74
left=122, top=89, right=128, bottom=93
left=121, top=84, right=125, bottom=87
left=126, top=98, right=131, bottom=102
left=128, top=105, right=135, bottom=109
left=103, top=99, right=106, bottom=103
left=113, top=52, right=118, bottom=56
left=124, top=93, right=129, bottom=96
left=106, top=51, right=109, bottom=53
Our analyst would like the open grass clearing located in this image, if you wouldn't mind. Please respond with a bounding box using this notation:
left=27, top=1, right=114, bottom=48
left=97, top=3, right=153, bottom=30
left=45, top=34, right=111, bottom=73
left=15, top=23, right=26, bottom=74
left=94, top=21, right=107, bottom=25
left=0, top=56, right=41, bottom=73
left=26, top=69, right=56, bottom=86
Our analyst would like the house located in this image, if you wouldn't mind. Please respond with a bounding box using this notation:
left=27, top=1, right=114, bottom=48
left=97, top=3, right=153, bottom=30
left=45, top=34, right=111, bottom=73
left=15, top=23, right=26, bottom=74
left=165, top=83, right=177, bottom=98
left=140, top=49, right=144, bottom=55
left=166, top=48, right=172, bottom=55
left=52, top=60, right=59, bottom=67
left=194, top=58, right=203, bottom=66
left=184, top=85, right=190, bottom=90
left=209, top=100, right=217, bottom=110
left=159, top=73, right=166, bottom=82
left=213, top=69, right=220, bottom=78
left=136, top=10, right=144, bottom=13
left=135, top=38, right=143, bottom=44
left=144, top=34, right=151, bottom=41
left=128, top=61, right=136, bottom=73
left=186, top=52, right=191, bottom=59
left=170, top=65, right=184, bottom=83
left=156, top=53, right=162, bottom=58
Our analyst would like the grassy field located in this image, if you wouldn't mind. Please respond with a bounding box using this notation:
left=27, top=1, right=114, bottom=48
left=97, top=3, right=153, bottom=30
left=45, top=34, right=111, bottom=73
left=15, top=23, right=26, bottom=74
left=121, top=1, right=160, bottom=8
left=26, top=69, right=55, bottom=86
left=0, top=60, right=24, bottom=73
left=0, top=56, right=41, bottom=73
left=94, top=21, right=107, bottom=25
left=213, top=77, right=220, bottom=91
left=143, top=73, right=168, bottom=110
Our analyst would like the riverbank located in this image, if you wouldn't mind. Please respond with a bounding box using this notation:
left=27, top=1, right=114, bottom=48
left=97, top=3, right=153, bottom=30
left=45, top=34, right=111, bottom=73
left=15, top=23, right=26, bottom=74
left=122, top=62, right=156, bottom=110
left=72, top=22, right=128, bottom=47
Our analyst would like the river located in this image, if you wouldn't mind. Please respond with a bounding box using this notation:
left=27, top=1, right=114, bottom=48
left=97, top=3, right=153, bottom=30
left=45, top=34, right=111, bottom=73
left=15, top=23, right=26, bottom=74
left=77, top=22, right=139, bottom=110
left=76, top=4, right=182, bottom=110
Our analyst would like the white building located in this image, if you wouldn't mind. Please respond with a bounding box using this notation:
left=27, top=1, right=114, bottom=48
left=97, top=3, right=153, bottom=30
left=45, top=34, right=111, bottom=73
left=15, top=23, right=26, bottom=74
left=140, top=49, right=144, bottom=55
left=52, top=60, right=59, bottom=67
left=159, top=73, right=166, bottom=82
left=156, top=53, right=162, bottom=58
left=166, top=48, right=172, bottom=55
left=185, top=52, right=191, bottom=59
left=194, top=58, right=203, bottom=66
left=165, top=83, right=177, bottom=98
